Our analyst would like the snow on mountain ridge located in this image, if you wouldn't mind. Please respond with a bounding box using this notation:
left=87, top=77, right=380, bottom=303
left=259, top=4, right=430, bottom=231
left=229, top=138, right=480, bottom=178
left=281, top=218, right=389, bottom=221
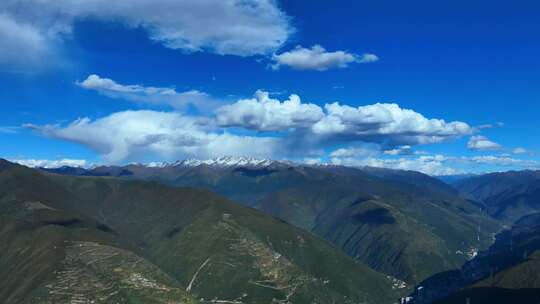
left=147, top=156, right=288, bottom=168
left=26, top=156, right=319, bottom=169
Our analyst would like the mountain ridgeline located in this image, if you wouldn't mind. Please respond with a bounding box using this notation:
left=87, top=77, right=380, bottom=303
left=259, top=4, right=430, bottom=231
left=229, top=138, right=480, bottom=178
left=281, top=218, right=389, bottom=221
left=7, top=157, right=540, bottom=303
left=43, top=158, right=502, bottom=286
left=0, top=159, right=401, bottom=304
left=452, top=170, right=540, bottom=223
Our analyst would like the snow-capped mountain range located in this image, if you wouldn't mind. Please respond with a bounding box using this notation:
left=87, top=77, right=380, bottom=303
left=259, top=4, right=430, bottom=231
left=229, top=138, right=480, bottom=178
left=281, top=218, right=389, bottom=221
left=12, top=156, right=330, bottom=169
left=146, top=156, right=293, bottom=168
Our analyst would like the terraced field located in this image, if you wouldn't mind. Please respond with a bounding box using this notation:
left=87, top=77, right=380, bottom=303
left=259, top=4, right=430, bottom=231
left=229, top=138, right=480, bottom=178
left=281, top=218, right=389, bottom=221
left=31, top=241, right=196, bottom=304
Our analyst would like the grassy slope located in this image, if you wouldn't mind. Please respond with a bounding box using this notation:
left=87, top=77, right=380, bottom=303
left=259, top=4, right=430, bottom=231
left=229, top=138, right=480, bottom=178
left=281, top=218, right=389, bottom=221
left=0, top=208, right=197, bottom=304
left=51, top=175, right=399, bottom=303
left=0, top=160, right=400, bottom=303
left=45, top=163, right=501, bottom=286
left=0, top=161, right=198, bottom=303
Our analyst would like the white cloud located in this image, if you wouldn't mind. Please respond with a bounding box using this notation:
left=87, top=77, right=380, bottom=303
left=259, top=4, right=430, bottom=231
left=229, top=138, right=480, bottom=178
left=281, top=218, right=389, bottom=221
left=26, top=110, right=279, bottom=163
left=271, top=45, right=378, bottom=71
left=0, top=14, right=52, bottom=67
left=467, top=135, right=502, bottom=151
left=475, top=122, right=504, bottom=130
left=1, top=0, right=292, bottom=65
left=24, top=104, right=537, bottom=173
left=27, top=85, right=523, bottom=173
left=384, top=145, right=412, bottom=155
left=10, top=158, right=88, bottom=168
left=327, top=150, right=539, bottom=176
left=215, top=92, right=472, bottom=147
left=468, top=155, right=537, bottom=167
left=77, top=74, right=219, bottom=111
left=357, top=53, right=380, bottom=63
left=25, top=88, right=476, bottom=165
left=329, top=147, right=378, bottom=158
left=329, top=152, right=457, bottom=176
left=215, top=90, right=324, bottom=131
left=312, top=102, right=472, bottom=146
left=382, top=145, right=428, bottom=156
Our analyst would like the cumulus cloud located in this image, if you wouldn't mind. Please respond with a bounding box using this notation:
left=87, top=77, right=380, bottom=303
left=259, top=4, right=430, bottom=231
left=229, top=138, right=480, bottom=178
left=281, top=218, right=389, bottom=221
left=24, top=102, right=536, bottom=173
left=271, top=45, right=378, bottom=71
left=26, top=110, right=279, bottom=163
left=1, top=0, right=292, bottom=66
left=24, top=86, right=485, bottom=167
left=77, top=74, right=219, bottom=111
left=10, top=158, right=88, bottom=168
left=215, top=90, right=324, bottom=131
left=215, top=91, right=472, bottom=147
left=467, top=135, right=502, bottom=151
left=311, top=102, right=472, bottom=146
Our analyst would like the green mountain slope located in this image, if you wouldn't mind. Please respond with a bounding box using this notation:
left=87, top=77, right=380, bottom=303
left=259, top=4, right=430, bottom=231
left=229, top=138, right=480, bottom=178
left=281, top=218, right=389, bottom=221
left=44, top=163, right=501, bottom=286
left=0, top=205, right=197, bottom=304
left=0, top=160, right=400, bottom=304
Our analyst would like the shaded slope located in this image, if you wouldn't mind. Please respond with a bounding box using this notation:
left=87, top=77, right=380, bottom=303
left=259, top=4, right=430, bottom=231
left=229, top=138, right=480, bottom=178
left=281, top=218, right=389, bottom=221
left=410, top=212, right=540, bottom=304
left=454, top=170, right=540, bottom=222
left=313, top=198, right=458, bottom=284
left=472, top=251, right=540, bottom=289
left=435, top=288, right=540, bottom=304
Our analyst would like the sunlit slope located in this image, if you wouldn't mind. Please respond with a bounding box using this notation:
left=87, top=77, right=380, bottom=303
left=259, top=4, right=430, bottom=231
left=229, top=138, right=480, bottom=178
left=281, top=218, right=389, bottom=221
left=0, top=206, right=197, bottom=303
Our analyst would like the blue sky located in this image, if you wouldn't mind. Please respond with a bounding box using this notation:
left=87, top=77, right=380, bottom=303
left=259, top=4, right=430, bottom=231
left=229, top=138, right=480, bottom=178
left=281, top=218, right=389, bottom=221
left=1, top=0, right=539, bottom=175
